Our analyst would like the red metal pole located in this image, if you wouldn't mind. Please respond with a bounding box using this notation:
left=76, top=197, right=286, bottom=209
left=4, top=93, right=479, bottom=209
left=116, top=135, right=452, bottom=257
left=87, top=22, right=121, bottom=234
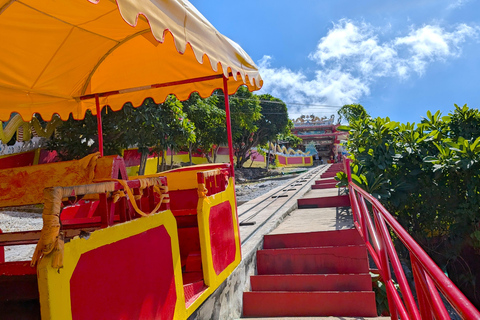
left=223, top=76, right=235, bottom=177
left=0, top=229, right=4, bottom=264
left=345, top=158, right=352, bottom=183
left=95, top=94, right=104, bottom=157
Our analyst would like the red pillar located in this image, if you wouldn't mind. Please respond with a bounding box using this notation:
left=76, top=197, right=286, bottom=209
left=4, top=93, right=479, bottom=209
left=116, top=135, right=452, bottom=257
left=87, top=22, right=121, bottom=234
left=223, top=76, right=235, bottom=177
left=95, top=94, right=104, bottom=157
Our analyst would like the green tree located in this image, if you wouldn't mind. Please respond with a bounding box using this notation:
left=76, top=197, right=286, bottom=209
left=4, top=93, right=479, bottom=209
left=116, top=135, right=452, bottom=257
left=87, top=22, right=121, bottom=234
left=150, top=96, right=195, bottom=172
left=277, top=119, right=302, bottom=148
left=47, top=106, right=126, bottom=161
left=122, top=97, right=194, bottom=174
left=337, top=104, right=369, bottom=124
left=47, top=96, right=194, bottom=174
left=255, top=94, right=289, bottom=145
left=216, top=86, right=262, bottom=168
left=183, top=93, right=226, bottom=164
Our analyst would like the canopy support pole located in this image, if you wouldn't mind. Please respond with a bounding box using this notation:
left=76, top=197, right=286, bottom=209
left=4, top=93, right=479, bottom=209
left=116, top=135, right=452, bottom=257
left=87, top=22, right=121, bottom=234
left=95, top=94, right=104, bottom=157
left=223, top=76, right=235, bottom=177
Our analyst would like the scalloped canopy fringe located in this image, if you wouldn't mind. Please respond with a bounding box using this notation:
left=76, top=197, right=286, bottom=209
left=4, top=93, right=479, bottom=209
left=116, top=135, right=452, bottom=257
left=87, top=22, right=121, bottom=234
left=0, top=0, right=263, bottom=121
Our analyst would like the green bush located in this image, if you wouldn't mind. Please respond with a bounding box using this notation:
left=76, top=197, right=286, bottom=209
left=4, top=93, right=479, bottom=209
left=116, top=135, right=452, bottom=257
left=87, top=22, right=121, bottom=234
left=341, top=104, right=480, bottom=307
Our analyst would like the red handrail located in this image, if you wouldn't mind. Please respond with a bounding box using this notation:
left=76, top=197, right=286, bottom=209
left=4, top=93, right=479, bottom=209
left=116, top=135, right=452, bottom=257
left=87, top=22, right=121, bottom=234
left=343, top=159, right=480, bottom=319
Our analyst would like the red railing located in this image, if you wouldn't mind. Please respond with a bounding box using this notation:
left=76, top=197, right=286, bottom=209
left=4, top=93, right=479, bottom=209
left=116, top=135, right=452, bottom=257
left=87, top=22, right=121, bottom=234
left=344, top=159, right=480, bottom=319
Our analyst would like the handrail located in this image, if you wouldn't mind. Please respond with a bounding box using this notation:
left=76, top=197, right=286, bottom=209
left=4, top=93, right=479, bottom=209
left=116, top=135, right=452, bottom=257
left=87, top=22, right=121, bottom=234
left=343, top=159, right=480, bottom=319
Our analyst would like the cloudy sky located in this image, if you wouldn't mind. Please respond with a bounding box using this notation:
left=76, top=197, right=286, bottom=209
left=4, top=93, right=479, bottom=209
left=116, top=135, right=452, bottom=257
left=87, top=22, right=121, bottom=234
left=191, top=0, right=480, bottom=123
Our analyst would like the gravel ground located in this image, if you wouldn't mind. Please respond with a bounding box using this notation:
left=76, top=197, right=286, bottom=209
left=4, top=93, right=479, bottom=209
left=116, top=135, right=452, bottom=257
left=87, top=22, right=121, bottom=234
left=235, top=175, right=298, bottom=206
left=0, top=210, right=42, bottom=262
left=234, top=167, right=312, bottom=206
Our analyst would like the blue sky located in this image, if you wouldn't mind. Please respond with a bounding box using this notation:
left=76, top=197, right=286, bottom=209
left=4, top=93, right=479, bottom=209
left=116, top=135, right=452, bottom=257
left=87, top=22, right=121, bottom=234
left=191, top=0, right=480, bottom=123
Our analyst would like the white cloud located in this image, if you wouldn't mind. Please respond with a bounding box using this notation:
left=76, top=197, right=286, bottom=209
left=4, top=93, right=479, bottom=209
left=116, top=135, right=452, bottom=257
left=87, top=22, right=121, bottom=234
left=258, top=56, right=369, bottom=108
left=395, top=24, right=477, bottom=74
left=258, top=19, right=478, bottom=116
left=447, top=0, right=472, bottom=10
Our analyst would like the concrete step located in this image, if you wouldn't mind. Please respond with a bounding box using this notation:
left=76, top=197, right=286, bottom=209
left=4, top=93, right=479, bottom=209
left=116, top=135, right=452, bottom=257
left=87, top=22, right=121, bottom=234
left=250, top=273, right=372, bottom=292
left=242, top=291, right=377, bottom=318
left=257, top=245, right=369, bottom=275
left=321, top=172, right=342, bottom=178
left=263, top=229, right=364, bottom=249
left=311, top=183, right=337, bottom=189
left=314, top=178, right=336, bottom=184
left=326, top=165, right=343, bottom=170
left=298, top=195, right=350, bottom=208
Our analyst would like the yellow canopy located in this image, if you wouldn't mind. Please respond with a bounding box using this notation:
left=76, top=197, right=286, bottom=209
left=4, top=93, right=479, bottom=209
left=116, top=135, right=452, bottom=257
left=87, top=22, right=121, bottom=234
left=0, top=0, right=263, bottom=121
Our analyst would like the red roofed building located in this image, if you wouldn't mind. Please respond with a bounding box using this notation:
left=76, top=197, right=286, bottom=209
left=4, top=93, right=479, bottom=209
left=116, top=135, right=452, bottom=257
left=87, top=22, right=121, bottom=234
left=291, top=114, right=348, bottom=162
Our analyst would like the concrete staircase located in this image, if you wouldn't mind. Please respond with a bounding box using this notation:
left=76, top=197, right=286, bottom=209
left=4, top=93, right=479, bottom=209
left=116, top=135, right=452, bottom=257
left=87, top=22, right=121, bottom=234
left=243, top=229, right=377, bottom=318
left=242, top=163, right=378, bottom=318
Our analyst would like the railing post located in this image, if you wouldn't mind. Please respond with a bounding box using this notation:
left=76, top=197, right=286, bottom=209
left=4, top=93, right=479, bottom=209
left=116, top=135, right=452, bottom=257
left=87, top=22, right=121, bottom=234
left=344, top=158, right=352, bottom=183
left=358, top=195, right=370, bottom=246
left=349, top=186, right=359, bottom=226
left=377, top=214, right=421, bottom=319
left=373, top=209, right=398, bottom=320
left=411, top=253, right=450, bottom=320
left=411, top=254, right=435, bottom=320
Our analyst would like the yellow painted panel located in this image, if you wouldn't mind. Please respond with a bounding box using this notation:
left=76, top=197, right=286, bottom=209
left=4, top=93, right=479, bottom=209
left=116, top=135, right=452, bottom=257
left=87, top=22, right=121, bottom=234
left=37, top=210, right=187, bottom=320
left=189, top=177, right=241, bottom=316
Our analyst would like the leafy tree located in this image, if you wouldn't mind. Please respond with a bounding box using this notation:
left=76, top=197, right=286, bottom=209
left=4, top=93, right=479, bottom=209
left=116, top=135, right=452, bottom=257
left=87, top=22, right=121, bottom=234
left=255, top=94, right=289, bottom=145
left=120, top=97, right=195, bottom=174
left=182, top=93, right=226, bottom=164
left=122, top=100, right=162, bottom=175
left=337, top=104, right=369, bottom=124
left=216, top=88, right=291, bottom=168
left=216, top=86, right=262, bottom=168
left=277, top=119, right=302, bottom=148
left=47, top=107, right=126, bottom=161
left=148, top=96, right=195, bottom=172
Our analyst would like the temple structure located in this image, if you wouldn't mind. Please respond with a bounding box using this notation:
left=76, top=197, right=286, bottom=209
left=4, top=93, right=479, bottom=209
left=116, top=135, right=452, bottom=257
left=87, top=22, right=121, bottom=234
left=290, top=114, right=348, bottom=162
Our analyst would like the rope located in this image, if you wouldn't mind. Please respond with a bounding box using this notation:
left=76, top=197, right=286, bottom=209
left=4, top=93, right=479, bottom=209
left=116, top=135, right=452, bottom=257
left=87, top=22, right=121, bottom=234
left=30, top=187, right=65, bottom=269
left=30, top=177, right=168, bottom=269
left=111, top=178, right=168, bottom=217
left=198, top=183, right=208, bottom=198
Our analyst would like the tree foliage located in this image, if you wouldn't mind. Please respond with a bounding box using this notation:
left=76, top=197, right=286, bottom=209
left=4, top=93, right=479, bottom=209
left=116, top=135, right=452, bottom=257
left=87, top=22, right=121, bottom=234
left=182, top=93, right=226, bottom=164
left=48, top=88, right=291, bottom=171
left=217, top=86, right=262, bottom=168
left=49, top=97, right=194, bottom=174
left=216, top=88, right=291, bottom=167
left=47, top=107, right=126, bottom=161
left=337, top=103, right=368, bottom=124
left=256, top=94, right=289, bottom=145
left=136, top=96, right=195, bottom=172
left=340, top=104, right=480, bottom=307
left=277, top=119, right=302, bottom=148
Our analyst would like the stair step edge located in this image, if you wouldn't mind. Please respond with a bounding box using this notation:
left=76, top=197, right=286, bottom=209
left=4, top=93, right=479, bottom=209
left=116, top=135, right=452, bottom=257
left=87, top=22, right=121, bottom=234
left=259, top=244, right=366, bottom=251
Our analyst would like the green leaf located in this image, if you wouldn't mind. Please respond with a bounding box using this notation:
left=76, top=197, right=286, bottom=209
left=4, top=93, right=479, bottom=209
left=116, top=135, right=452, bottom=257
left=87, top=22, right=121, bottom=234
left=337, top=125, right=351, bottom=131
